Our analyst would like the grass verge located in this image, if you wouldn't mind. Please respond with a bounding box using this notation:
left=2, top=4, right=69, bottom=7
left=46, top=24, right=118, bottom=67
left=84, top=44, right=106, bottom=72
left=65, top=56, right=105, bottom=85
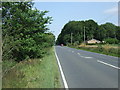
left=0, top=62, right=2, bottom=90
left=69, top=44, right=120, bottom=57
left=2, top=47, right=61, bottom=88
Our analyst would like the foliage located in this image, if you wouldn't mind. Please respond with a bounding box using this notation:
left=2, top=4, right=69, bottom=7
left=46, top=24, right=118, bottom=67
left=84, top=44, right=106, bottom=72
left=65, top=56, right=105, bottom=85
left=56, top=20, right=120, bottom=45
left=2, top=47, right=61, bottom=88
left=2, top=60, right=17, bottom=76
left=104, top=38, right=119, bottom=44
left=97, top=45, right=104, bottom=52
left=116, top=26, right=120, bottom=41
left=2, top=2, right=55, bottom=62
left=77, top=44, right=119, bottom=57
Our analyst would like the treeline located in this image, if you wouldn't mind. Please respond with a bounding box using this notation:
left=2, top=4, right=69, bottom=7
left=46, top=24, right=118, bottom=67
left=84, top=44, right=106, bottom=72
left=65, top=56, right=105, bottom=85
left=56, top=20, right=120, bottom=45
left=2, top=2, right=55, bottom=62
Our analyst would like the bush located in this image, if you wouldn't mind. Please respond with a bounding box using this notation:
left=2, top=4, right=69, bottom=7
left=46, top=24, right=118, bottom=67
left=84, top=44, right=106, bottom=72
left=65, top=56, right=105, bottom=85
left=2, top=2, right=54, bottom=62
left=104, top=38, right=119, bottom=44
left=109, top=48, right=118, bottom=55
left=97, top=45, right=104, bottom=52
left=73, top=41, right=79, bottom=46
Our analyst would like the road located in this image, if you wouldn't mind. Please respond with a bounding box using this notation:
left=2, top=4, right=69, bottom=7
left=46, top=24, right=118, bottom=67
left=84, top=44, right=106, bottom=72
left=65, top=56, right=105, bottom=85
left=55, top=46, right=119, bottom=88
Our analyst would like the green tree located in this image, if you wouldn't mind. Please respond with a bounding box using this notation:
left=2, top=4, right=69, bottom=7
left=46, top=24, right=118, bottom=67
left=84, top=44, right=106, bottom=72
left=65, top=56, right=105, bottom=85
left=104, top=38, right=119, bottom=44
left=116, top=26, right=120, bottom=41
left=2, top=2, right=54, bottom=61
left=56, top=20, right=119, bottom=45
left=85, top=19, right=98, bottom=40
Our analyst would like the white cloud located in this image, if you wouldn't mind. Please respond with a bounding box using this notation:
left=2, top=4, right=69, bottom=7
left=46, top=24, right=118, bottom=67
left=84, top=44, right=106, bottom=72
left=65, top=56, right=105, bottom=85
left=104, top=7, right=118, bottom=14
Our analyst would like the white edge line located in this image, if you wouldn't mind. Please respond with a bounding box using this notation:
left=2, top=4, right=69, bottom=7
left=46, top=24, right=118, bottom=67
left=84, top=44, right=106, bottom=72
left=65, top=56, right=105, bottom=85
left=97, top=60, right=120, bottom=70
left=54, top=47, right=69, bottom=89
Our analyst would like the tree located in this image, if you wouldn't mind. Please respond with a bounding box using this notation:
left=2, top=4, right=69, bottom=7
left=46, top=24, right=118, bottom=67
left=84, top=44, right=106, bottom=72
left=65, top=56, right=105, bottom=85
left=104, top=38, right=119, bottom=44
left=2, top=2, right=54, bottom=61
left=56, top=20, right=119, bottom=45
left=85, top=19, right=98, bottom=40
left=116, top=26, right=120, bottom=41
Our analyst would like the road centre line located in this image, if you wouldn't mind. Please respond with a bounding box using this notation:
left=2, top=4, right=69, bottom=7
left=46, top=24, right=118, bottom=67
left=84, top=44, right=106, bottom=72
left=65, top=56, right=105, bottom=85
left=84, top=57, right=93, bottom=58
left=80, top=56, right=93, bottom=58
left=80, top=56, right=85, bottom=58
left=77, top=53, right=93, bottom=59
left=97, top=60, right=120, bottom=70
left=54, top=47, right=69, bottom=89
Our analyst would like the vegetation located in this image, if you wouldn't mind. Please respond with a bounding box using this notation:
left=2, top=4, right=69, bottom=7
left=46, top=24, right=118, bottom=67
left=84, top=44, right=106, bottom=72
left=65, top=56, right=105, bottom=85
left=2, top=2, right=61, bottom=88
left=2, top=47, right=61, bottom=88
left=56, top=20, right=120, bottom=45
left=56, top=20, right=119, bottom=57
left=2, top=2, right=55, bottom=62
left=70, top=44, right=119, bottom=57
left=104, top=38, right=119, bottom=44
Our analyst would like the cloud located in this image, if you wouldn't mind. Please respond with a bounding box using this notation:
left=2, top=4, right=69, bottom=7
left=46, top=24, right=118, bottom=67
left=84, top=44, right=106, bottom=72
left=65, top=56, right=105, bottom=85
left=104, top=6, right=118, bottom=14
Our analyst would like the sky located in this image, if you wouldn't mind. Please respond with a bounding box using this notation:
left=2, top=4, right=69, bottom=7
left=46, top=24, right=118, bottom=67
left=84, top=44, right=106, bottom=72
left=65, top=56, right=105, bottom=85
left=33, top=2, right=118, bottom=39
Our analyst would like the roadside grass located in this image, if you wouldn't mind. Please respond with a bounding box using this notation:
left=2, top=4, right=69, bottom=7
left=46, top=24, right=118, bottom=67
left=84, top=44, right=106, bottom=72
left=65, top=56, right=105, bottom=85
left=69, top=44, right=120, bottom=57
left=0, top=62, right=2, bottom=90
left=2, top=60, right=17, bottom=75
left=2, top=47, right=61, bottom=88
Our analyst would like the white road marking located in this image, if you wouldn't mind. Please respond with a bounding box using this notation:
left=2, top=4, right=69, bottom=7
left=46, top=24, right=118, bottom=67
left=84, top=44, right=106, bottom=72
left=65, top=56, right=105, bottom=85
left=78, top=54, right=93, bottom=59
left=80, top=56, right=85, bottom=58
left=54, top=47, right=69, bottom=89
left=77, top=53, right=81, bottom=55
left=72, top=51, right=74, bottom=53
left=84, top=57, right=93, bottom=58
left=97, top=60, right=120, bottom=70
left=77, top=52, right=93, bottom=58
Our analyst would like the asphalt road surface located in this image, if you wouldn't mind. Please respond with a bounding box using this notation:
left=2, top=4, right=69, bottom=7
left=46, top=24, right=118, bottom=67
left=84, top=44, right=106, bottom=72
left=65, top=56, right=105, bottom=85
left=55, top=46, right=119, bottom=88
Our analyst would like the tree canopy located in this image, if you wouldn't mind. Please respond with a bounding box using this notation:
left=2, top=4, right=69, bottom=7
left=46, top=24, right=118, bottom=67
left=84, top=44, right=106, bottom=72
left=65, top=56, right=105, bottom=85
left=56, top=20, right=120, bottom=45
left=2, top=2, right=55, bottom=62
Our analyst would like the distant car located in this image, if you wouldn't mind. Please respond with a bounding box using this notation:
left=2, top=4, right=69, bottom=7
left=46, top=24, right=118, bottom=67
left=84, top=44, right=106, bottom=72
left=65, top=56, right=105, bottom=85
left=61, top=44, right=64, bottom=46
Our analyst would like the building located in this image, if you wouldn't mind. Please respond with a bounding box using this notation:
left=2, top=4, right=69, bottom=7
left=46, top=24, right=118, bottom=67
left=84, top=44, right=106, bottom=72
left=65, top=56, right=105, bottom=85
left=87, top=39, right=101, bottom=44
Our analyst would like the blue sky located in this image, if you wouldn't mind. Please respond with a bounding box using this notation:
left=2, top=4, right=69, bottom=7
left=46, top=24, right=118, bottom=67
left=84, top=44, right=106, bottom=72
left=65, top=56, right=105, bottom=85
left=33, top=2, right=118, bottom=39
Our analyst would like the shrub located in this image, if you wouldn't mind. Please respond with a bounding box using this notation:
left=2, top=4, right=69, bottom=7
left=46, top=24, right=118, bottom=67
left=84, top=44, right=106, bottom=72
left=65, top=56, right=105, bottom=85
left=104, top=38, right=119, bottom=44
left=97, top=45, right=104, bottom=52
left=2, top=2, right=54, bottom=62
left=109, top=48, right=118, bottom=55
left=73, top=41, right=79, bottom=46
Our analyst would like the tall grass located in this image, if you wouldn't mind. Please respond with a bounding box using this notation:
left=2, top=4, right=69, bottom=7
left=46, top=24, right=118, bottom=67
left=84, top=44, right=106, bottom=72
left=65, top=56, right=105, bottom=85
left=73, top=44, right=119, bottom=57
left=2, top=47, right=61, bottom=88
left=0, top=62, right=2, bottom=90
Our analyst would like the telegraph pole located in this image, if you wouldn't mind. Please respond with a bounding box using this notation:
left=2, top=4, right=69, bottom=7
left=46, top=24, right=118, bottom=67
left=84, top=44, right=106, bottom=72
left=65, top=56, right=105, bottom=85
left=71, top=32, right=73, bottom=45
left=84, top=26, right=86, bottom=44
